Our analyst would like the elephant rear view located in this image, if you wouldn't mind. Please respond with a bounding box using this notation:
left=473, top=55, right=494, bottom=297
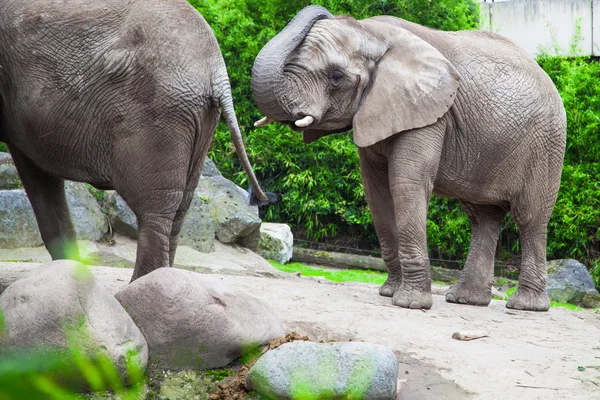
left=0, top=0, right=270, bottom=280
left=252, top=6, right=566, bottom=311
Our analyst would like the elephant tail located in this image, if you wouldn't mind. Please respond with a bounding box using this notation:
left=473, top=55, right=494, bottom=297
left=212, top=74, right=277, bottom=206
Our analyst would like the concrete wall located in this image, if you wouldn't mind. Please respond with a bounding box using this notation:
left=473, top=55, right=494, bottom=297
left=480, top=0, right=600, bottom=57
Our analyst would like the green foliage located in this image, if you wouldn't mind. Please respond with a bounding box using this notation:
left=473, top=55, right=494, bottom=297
left=0, top=142, right=7, bottom=153
left=536, top=55, right=600, bottom=269
left=593, top=260, right=600, bottom=290
left=190, top=0, right=479, bottom=241
left=203, top=369, right=235, bottom=382
left=0, top=338, right=145, bottom=400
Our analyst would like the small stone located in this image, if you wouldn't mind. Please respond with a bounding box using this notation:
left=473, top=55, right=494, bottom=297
left=258, top=223, right=294, bottom=264
left=452, top=330, right=489, bottom=341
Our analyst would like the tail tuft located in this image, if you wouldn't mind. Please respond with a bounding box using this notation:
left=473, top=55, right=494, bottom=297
left=248, top=186, right=279, bottom=207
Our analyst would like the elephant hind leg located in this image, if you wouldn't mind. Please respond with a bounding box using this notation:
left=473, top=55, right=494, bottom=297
left=167, top=109, right=218, bottom=266
left=128, top=191, right=181, bottom=282
left=167, top=152, right=209, bottom=267
left=506, top=198, right=552, bottom=311
left=446, top=202, right=506, bottom=306
left=8, top=145, right=79, bottom=260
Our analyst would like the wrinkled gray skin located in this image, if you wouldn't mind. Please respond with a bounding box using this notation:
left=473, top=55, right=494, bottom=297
left=0, top=0, right=269, bottom=281
left=252, top=6, right=566, bottom=311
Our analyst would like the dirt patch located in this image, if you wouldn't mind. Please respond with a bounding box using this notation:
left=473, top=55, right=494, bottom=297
left=396, top=352, right=473, bottom=400
left=208, top=332, right=310, bottom=400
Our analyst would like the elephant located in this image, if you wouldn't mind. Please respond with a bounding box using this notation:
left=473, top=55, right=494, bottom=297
left=0, top=0, right=272, bottom=281
left=251, top=6, right=566, bottom=311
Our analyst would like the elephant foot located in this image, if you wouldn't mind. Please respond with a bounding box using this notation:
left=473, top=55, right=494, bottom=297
left=392, top=288, right=432, bottom=310
left=445, top=282, right=492, bottom=307
left=379, top=277, right=401, bottom=297
left=506, top=288, right=550, bottom=311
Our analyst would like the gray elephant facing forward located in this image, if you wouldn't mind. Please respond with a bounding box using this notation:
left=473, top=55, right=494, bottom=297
left=252, top=6, right=566, bottom=311
left=0, top=0, right=271, bottom=281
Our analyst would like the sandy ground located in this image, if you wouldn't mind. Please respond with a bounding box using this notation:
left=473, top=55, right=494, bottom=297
left=218, top=274, right=600, bottom=400
left=1, top=239, right=599, bottom=399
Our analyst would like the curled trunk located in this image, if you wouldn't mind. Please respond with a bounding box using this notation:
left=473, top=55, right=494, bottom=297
left=251, top=5, right=332, bottom=120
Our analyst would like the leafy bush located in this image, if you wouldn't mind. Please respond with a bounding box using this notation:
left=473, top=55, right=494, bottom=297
left=537, top=56, right=600, bottom=264
left=191, top=0, right=480, bottom=241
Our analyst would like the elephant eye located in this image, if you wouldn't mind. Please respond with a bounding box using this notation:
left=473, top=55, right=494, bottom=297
left=328, top=70, right=344, bottom=87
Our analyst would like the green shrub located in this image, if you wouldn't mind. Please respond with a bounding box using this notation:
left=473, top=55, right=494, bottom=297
left=537, top=56, right=600, bottom=267
left=0, top=142, right=7, bottom=153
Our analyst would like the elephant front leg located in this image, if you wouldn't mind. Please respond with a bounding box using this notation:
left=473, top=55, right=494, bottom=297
left=358, top=152, right=401, bottom=298
left=386, top=127, right=445, bottom=310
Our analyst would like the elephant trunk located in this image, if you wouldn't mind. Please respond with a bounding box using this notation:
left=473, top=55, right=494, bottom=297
left=213, top=73, right=271, bottom=205
left=251, top=5, right=332, bottom=120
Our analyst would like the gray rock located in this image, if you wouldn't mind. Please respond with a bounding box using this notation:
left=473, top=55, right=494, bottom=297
left=0, top=183, right=108, bottom=248
left=197, top=174, right=261, bottom=244
left=105, top=190, right=215, bottom=252
left=201, top=157, right=222, bottom=178
left=103, top=158, right=259, bottom=251
left=178, top=191, right=215, bottom=253
left=582, top=291, right=600, bottom=308
left=0, top=260, right=148, bottom=390
left=65, top=182, right=109, bottom=242
left=104, top=191, right=138, bottom=239
left=115, top=268, right=284, bottom=370
left=0, top=190, right=43, bottom=248
left=246, top=341, right=399, bottom=400
left=547, top=259, right=600, bottom=307
left=258, top=223, right=293, bottom=264
left=0, top=152, right=21, bottom=189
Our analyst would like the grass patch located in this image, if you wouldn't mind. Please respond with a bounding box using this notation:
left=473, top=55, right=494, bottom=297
left=268, top=261, right=387, bottom=285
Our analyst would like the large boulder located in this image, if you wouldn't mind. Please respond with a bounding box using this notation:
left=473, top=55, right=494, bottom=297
left=104, top=190, right=215, bottom=253
left=246, top=341, right=399, bottom=400
left=0, top=183, right=108, bottom=249
left=103, top=191, right=138, bottom=239
left=177, top=192, right=216, bottom=253
left=115, top=268, right=284, bottom=370
left=258, top=223, right=293, bottom=264
left=547, top=259, right=600, bottom=307
left=0, top=152, right=21, bottom=190
left=0, top=190, right=43, bottom=248
left=0, top=260, right=148, bottom=390
left=197, top=173, right=261, bottom=244
left=64, top=182, right=109, bottom=242
left=103, top=158, right=259, bottom=252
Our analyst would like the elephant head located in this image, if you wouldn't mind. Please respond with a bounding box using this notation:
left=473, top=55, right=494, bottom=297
left=252, top=6, right=460, bottom=147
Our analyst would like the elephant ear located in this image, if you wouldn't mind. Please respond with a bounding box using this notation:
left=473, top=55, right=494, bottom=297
left=353, top=19, right=460, bottom=148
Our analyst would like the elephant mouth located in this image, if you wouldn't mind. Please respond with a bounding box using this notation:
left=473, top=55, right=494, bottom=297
left=302, top=130, right=321, bottom=144
left=286, top=123, right=320, bottom=144
left=300, top=125, right=353, bottom=144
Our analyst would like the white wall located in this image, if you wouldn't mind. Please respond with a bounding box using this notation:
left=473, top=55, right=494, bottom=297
left=480, top=0, right=600, bottom=57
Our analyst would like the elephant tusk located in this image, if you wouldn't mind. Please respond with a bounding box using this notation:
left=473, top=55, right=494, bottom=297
left=254, top=116, right=272, bottom=127
left=295, top=115, right=314, bottom=127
